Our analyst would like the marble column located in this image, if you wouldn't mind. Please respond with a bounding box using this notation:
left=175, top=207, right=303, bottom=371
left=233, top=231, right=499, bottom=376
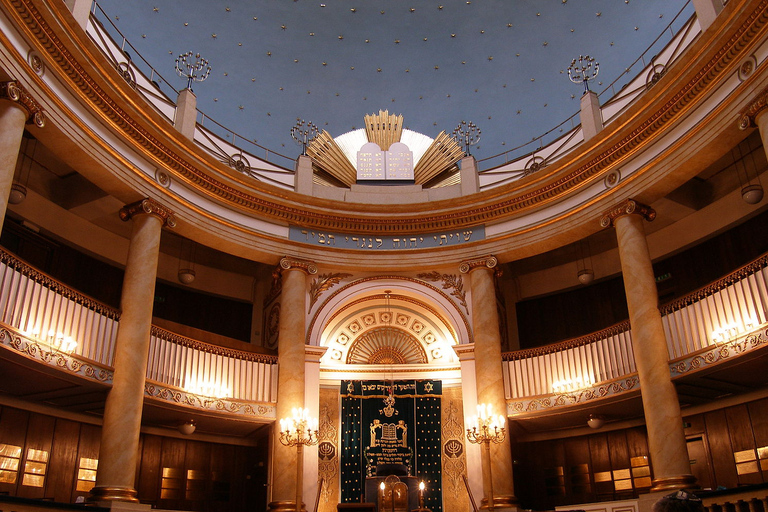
left=89, top=199, right=175, bottom=505
left=600, top=199, right=695, bottom=491
left=460, top=256, right=517, bottom=511
left=738, top=88, right=768, bottom=204
left=269, top=257, right=317, bottom=512
left=0, top=82, right=45, bottom=233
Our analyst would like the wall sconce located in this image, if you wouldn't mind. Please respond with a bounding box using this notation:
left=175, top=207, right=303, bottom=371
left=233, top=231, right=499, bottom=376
left=587, top=414, right=605, bottom=429
left=178, top=420, right=196, bottom=435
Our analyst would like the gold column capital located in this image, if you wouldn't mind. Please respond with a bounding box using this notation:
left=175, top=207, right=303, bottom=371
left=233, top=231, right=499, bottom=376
left=738, top=85, right=768, bottom=130
left=599, top=199, right=655, bottom=228
left=0, top=81, right=45, bottom=127
left=459, top=255, right=497, bottom=274
left=119, top=198, right=176, bottom=227
left=280, top=256, right=318, bottom=275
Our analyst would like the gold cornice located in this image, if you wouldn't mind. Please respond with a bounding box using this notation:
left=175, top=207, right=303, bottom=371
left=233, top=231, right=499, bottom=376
left=599, top=199, right=656, bottom=227
left=119, top=198, right=176, bottom=227
left=7, top=0, right=768, bottom=235
left=0, top=81, right=45, bottom=126
left=458, top=255, right=497, bottom=274
left=279, top=256, right=318, bottom=275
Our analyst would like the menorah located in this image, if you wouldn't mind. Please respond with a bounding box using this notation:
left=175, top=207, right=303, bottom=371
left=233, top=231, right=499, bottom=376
left=174, top=51, right=211, bottom=91
left=568, top=55, right=600, bottom=94
left=466, top=404, right=506, bottom=511
left=279, top=407, right=319, bottom=512
left=452, top=120, right=481, bottom=156
left=291, top=119, right=320, bottom=156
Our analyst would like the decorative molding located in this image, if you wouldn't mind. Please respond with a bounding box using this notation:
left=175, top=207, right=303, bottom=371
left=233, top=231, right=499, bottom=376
left=417, top=272, right=469, bottom=314
left=0, top=81, right=45, bottom=127
left=508, top=375, right=641, bottom=414
left=670, top=327, right=767, bottom=376
left=441, top=395, right=468, bottom=501
left=0, top=327, right=113, bottom=383
left=119, top=198, right=177, bottom=227
left=279, top=256, right=318, bottom=275
left=458, top=255, right=497, bottom=274
left=9, top=0, right=766, bottom=234
left=310, top=273, right=352, bottom=309
left=317, top=401, right=339, bottom=506
left=738, top=84, right=768, bottom=129
left=599, top=199, right=656, bottom=228
left=145, top=382, right=276, bottom=419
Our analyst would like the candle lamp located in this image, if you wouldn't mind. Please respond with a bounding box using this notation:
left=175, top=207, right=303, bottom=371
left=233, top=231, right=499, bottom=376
left=279, top=407, right=319, bottom=512
left=466, top=404, right=506, bottom=511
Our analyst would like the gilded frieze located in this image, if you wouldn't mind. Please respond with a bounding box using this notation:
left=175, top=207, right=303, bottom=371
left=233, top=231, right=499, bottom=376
left=508, top=375, right=640, bottom=414
left=144, top=382, right=276, bottom=419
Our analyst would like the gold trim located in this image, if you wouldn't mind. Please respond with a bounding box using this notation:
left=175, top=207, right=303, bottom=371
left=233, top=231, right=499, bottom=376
left=119, top=198, right=176, bottom=227
left=268, top=500, right=305, bottom=512
left=738, top=84, right=768, bottom=129
left=413, top=131, right=464, bottom=185
left=365, top=109, right=403, bottom=151
left=280, top=256, right=318, bottom=275
left=87, top=485, right=139, bottom=503
left=307, top=130, right=358, bottom=186
left=650, top=474, right=698, bottom=492
left=0, top=80, right=45, bottom=127
left=599, top=199, right=656, bottom=228
left=459, top=255, right=497, bottom=274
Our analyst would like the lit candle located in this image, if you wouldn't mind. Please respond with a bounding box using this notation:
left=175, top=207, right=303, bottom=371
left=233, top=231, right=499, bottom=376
left=418, top=481, right=425, bottom=508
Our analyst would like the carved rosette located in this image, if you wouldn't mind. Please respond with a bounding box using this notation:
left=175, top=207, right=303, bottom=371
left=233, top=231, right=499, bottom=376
left=458, top=255, right=497, bottom=274
left=0, top=81, right=45, bottom=127
left=738, top=85, right=768, bottom=130
left=599, top=199, right=655, bottom=228
left=119, top=198, right=176, bottom=227
left=279, top=256, right=318, bottom=275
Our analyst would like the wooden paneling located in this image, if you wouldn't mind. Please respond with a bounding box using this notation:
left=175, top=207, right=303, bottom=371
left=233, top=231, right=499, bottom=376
left=0, top=406, right=29, bottom=496
left=137, top=434, right=162, bottom=505
left=17, top=412, right=55, bottom=499
left=725, top=405, right=762, bottom=485
left=73, top=424, right=100, bottom=502
left=46, top=419, right=80, bottom=503
left=704, top=409, right=739, bottom=488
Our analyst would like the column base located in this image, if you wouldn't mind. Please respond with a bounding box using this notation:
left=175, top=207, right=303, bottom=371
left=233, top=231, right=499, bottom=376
left=480, top=495, right=519, bottom=512
left=268, top=499, right=305, bottom=512
left=650, top=474, right=698, bottom=492
left=87, top=486, right=139, bottom=505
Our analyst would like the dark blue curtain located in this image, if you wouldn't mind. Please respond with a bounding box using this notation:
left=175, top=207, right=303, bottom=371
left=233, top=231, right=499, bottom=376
left=340, top=380, right=442, bottom=512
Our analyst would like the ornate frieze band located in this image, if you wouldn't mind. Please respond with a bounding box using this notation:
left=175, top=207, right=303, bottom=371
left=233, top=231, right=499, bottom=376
left=458, top=255, right=497, bottom=274
left=119, top=198, right=176, bottom=227
left=599, top=199, right=656, bottom=228
left=145, top=382, right=276, bottom=419
left=279, top=256, right=318, bottom=275
left=0, top=81, right=45, bottom=127
left=737, top=85, right=768, bottom=130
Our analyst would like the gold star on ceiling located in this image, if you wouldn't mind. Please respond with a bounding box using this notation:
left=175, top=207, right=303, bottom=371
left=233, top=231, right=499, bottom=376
left=153, top=7, right=158, bottom=12
left=281, top=25, right=286, bottom=30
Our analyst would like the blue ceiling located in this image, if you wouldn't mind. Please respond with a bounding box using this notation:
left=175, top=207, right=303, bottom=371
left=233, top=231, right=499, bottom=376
left=94, top=0, right=693, bottom=163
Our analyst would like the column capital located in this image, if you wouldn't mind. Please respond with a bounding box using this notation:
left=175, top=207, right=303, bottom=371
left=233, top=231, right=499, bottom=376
left=599, top=199, right=655, bottom=228
left=280, top=256, right=318, bottom=275
left=459, top=255, right=497, bottom=274
left=119, top=198, right=176, bottom=227
left=0, top=81, right=45, bottom=128
left=738, top=85, right=768, bottom=130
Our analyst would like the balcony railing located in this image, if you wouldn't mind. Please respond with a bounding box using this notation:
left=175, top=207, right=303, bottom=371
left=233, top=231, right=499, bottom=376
left=0, top=248, right=277, bottom=413
left=503, top=253, right=768, bottom=409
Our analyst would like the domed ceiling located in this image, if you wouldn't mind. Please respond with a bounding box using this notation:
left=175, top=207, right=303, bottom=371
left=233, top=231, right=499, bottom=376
left=94, top=0, right=691, bottom=162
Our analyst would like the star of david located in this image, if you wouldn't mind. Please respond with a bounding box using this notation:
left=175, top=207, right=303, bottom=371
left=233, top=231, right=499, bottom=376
left=424, top=382, right=434, bottom=392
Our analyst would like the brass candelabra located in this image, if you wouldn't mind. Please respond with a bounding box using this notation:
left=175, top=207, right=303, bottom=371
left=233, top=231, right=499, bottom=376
left=279, top=407, right=319, bottom=512
left=466, top=404, right=506, bottom=511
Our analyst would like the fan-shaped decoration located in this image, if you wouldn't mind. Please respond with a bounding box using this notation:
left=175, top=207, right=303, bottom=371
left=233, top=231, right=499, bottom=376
left=347, top=327, right=427, bottom=364
left=307, top=130, right=358, bottom=186
left=306, top=111, right=464, bottom=188
left=413, top=131, right=464, bottom=184
left=365, top=110, right=403, bottom=151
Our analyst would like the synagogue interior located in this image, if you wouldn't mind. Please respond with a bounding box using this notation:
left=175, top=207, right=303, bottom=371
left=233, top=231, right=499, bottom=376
left=0, top=2, right=767, bottom=512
